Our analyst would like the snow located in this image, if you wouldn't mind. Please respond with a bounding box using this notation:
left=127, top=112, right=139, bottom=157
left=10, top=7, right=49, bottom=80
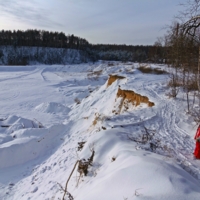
left=0, top=46, right=90, bottom=65
left=0, top=61, right=200, bottom=200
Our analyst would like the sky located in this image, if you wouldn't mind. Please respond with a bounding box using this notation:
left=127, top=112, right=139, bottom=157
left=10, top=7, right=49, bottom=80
left=0, top=0, right=188, bottom=45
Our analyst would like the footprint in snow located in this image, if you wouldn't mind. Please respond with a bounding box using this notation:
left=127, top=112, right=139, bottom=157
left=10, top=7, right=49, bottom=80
left=31, top=186, right=38, bottom=193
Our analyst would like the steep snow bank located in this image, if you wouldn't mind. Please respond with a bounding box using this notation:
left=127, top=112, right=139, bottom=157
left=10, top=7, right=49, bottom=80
left=73, top=130, right=200, bottom=200
left=0, top=62, right=199, bottom=200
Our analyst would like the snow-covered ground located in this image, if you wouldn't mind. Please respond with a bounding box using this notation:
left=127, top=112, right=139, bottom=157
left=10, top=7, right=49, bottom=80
left=0, top=62, right=200, bottom=200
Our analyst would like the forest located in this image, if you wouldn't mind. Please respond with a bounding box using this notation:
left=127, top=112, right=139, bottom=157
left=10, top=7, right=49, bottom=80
left=0, top=29, right=165, bottom=65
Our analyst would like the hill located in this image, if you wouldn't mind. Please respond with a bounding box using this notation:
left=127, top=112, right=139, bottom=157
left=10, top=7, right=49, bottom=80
left=0, top=62, right=200, bottom=200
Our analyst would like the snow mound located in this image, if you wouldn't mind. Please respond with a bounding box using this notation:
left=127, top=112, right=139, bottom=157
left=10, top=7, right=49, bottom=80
left=0, top=115, right=45, bottom=148
left=70, top=128, right=200, bottom=200
left=0, top=124, right=66, bottom=169
left=34, top=102, right=70, bottom=114
left=0, top=115, right=43, bottom=134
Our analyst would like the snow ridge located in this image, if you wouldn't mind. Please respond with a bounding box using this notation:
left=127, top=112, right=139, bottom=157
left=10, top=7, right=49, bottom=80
left=0, top=62, right=200, bottom=200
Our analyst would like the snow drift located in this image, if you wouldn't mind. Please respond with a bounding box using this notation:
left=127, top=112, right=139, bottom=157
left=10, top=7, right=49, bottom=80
left=0, top=62, right=200, bottom=200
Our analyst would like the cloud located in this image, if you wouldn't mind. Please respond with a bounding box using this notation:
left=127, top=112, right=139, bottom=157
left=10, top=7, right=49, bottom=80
left=0, top=0, right=62, bottom=28
left=0, top=0, right=187, bottom=45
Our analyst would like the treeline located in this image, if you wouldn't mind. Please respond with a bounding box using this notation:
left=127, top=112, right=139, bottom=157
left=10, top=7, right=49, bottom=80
left=91, top=44, right=165, bottom=62
left=0, top=29, right=166, bottom=64
left=0, top=30, right=89, bottom=49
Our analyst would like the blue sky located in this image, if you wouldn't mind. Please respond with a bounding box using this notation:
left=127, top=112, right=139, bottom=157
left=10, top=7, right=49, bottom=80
left=0, top=0, right=188, bottom=45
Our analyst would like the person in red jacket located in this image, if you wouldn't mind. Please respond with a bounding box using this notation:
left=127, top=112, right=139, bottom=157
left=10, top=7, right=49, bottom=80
left=194, top=125, right=200, bottom=159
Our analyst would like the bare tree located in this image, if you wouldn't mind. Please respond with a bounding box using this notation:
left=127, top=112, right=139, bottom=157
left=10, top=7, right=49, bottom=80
left=164, top=0, right=200, bottom=118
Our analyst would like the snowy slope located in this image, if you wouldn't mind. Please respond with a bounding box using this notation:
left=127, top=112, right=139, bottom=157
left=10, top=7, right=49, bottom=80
left=0, top=62, right=200, bottom=200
